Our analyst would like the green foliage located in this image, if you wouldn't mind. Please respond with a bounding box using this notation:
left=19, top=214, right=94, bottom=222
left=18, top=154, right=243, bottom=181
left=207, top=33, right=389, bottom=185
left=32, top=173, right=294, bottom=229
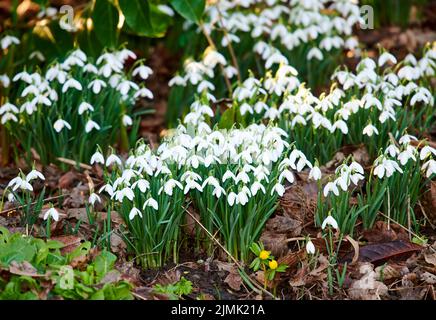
left=154, top=277, right=193, bottom=299
left=0, top=229, right=133, bottom=300
left=170, top=0, right=206, bottom=24
left=119, top=0, right=171, bottom=38
left=92, top=0, right=119, bottom=48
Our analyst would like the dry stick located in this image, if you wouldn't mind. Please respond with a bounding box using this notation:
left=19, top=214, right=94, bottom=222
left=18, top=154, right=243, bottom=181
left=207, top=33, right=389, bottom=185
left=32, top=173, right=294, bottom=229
left=199, top=23, right=234, bottom=95
left=184, top=207, right=275, bottom=299
left=56, top=157, right=92, bottom=170
left=418, top=201, right=436, bottom=229
left=0, top=194, right=64, bottom=215
left=378, top=212, right=435, bottom=253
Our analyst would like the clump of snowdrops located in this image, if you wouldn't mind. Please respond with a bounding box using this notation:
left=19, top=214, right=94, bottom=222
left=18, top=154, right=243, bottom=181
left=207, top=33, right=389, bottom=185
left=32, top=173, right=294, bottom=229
left=1, top=48, right=154, bottom=167
left=168, top=0, right=362, bottom=122
left=179, top=45, right=436, bottom=165
left=94, top=118, right=321, bottom=265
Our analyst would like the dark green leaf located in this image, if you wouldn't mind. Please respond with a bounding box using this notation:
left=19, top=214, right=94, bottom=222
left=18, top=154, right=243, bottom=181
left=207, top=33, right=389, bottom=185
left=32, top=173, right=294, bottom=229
left=170, top=0, right=205, bottom=24
left=92, top=0, right=119, bottom=48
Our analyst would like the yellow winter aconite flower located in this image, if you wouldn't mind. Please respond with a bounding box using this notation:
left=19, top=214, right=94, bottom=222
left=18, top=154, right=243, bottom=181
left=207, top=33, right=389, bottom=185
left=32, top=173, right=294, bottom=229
left=259, top=250, right=270, bottom=260
left=269, top=260, right=278, bottom=270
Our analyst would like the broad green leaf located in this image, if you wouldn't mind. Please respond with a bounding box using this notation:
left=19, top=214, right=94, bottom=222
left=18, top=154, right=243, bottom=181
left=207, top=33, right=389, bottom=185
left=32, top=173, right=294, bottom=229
left=170, top=0, right=205, bottom=24
left=92, top=0, right=119, bottom=48
left=94, top=250, right=117, bottom=281
left=119, top=1, right=170, bottom=37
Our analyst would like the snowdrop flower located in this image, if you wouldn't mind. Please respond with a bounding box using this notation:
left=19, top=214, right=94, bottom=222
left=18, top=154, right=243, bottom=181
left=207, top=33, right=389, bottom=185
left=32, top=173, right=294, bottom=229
left=309, top=166, right=322, bottom=181
left=184, top=179, right=203, bottom=194
left=279, top=169, right=294, bottom=184
left=114, top=187, right=134, bottom=202
left=88, top=79, right=107, bottom=94
left=53, top=119, right=72, bottom=133
left=0, top=74, right=10, bottom=88
left=212, top=185, right=226, bottom=198
left=159, top=179, right=183, bottom=196
left=306, top=240, right=316, bottom=255
left=90, top=151, right=104, bottom=165
left=129, top=207, right=142, bottom=220
left=44, top=207, right=59, bottom=221
left=8, top=176, right=33, bottom=192
left=78, top=102, right=94, bottom=115
left=240, top=103, right=253, bottom=115
left=378, top=52, right=397, bottom=67
left=106, top=154, right=122, bottom=167
left=134, top=88, right=154, bottom=99
left=420, top=146, right=436, bottom=160
left=307, top=47, right=323, bottom=60
left=132, top=65, right=153, bottom=80
left=132, top=179, right=150, bottom=193
left=323, top=181, right=339, bottom=197
left=26, top=169, right=45, bottom=182
left=0, top=102, right=18, bottom=115
left=250, top=181, right=266, bottom=196
left=88, top=193, right=101, bottom=206
left=422, top=159, right=436, bottom=178
left=399, top=135, right=418, bottom=145
left=1, top=112, right=18, bottom=124
left=85, top=120, right=101, bottom=133
left=62, top=78, right=82, bottom=92
left=122, top=115, right=133, bottom=127
left=374, top=158, right=403, bottom=178
left=322, top=216, right=339, bottom=230
left=271, top=182, right=285, bottom=197
left=385, top=144, right=400, bottom=157
left=228, top=192, right=238, bottom=206
left=7, top=192, right=15, bottom=202
left=398, top=147, right=417, bottom=165
left=143, top=197, right=158, bottom=210
left=1, top=35, right=20, bottom=50
left=363, top=124, right=379, bottom=136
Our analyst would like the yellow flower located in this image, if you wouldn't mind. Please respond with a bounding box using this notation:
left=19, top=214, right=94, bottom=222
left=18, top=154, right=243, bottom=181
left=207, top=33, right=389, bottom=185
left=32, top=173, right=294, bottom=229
left=269, top=260, right=278, bottom=270
left=259, top=250, right=270, bottom=260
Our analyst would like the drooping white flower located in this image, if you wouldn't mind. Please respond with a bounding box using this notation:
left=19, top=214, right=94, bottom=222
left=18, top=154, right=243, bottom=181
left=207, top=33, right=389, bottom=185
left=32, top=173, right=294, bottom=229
left=420, top=145, right=436, bottom=160
left=306, top=240, right=316, bottom=254
left=114, top=187, right=134, bottom=202
left=309, top=166, right=322, bottom=181
left=88, top=193, right=101, bottom=206
left=1, top=35, right=20, bottom=50
left=321, top=216, right=339, bottom=230
left=85, top=120, right=101, bottom=133
left=62, top=78, right=82, bottom=92
left=307, top=47, right=323, bottom=60
left=323, top=181, right=339, bottom=197
left=122, top=115, right=133, bottom=127
left=26, top=169, right=45, bottom=182
left=363, top=124, right=379, bottom=137
left=378, top=52, right=397, bottom=67
left=106, top=154, right=122, bottom=167
left=78, top=102, right=94, bottom=115
left=143, top=197, right=158, bottom=210
left=88, top=79, right=107, bottom=94
left=129, top=207, right=143, bottom=220
left=90, top=151, right=104, bottom=165
left=7, top=176, right=33, bottom=192
left=132, top=65, right=153, bottom=80
left=53, top=119, right=72, bottom=133
left=44, top=207, right=59, bottom=221
left=422, top=159, right=436, bottom=178
left=271, top=182, right=285, bottom=197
